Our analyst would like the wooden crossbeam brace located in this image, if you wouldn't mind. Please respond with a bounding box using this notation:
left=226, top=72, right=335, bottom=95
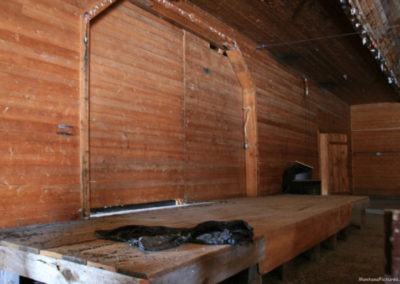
left=226, top=49, right=259, bottom=197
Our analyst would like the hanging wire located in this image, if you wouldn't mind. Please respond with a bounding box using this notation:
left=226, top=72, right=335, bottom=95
left=242, top=107, right=251, bottom=149
left=256, top=24, right=400, bottom=49
left=256, top=31, right=360, bottom=49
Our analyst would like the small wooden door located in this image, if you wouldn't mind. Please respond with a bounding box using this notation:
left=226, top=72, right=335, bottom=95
left=319, top=133, right=350, bottom=195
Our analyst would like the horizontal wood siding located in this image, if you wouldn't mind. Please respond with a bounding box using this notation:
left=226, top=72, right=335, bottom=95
left=184, top=33, right=246, bottom=201
left=246, top=51, right=350, bottom=195
left=352, top=103, right=400, bottom=195
left=0, top=0, right=352, bottom=228
left=90, top=3, right=245, bottom=207
left=89, top=1, right=185, bottom=208
left=0, top=0, right=82, bottom=228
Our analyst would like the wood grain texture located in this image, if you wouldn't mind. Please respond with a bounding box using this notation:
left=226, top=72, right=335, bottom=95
left=351, top=103, right=400, bottom=195
left=109, top=0, right=352, bottom=198
left=319, top=133, right=350, bottom=195
left=80, top=5, right=91, bottom=218
left=89, top=2, right=245, bottom=207
left=89, top=2, right=185, bottom=208
left=184, top=33, right=246, bottom=201
left=0, top=0, right=82, bottom=228
left=246, top=49, right=351, bottom=196
left=185, top=0, right=397, bottom=104
left=0, top=0, right=356, bottom=229
left=227, top=48, right=259, bottom=197
left=0, top=195, right=367, bottom=280
left=0, top=246, right=143, bottom=284
left=352, top=103, right=400, bottom=131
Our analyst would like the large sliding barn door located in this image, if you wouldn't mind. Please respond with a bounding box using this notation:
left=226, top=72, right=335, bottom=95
left=89, top=1, right=245, bottom=210
left=319, top=133, right=350, bottom=195
left=89, top=2, right=185, bottom=209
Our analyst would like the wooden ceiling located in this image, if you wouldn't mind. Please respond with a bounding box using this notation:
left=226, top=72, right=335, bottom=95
left=184, top=0, right=400, bottom=105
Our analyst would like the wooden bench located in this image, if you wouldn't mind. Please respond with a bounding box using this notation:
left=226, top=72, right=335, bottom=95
left=0, top=195, right=368, bottom=283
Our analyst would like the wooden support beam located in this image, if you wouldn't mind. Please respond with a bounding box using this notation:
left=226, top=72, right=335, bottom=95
left=385, top=209, right=400, bottom=279
left=338, top=227, right=349, bottom=241
left=350, top=198, right=369, bottom=229
left=0, top=246, right=142, bottom=284
left=80, top=0, right=120, bottom=217
left=303, top=244, right=321, bottom=262
left=79, top=12, right=91, bottom=218
left=277, top=259, right=296, bottom=282
left=322, top=234, right=337, bottom=250
left=227, top=49, right=259, bottom=197
left=221, top=265, right=261, bottom=284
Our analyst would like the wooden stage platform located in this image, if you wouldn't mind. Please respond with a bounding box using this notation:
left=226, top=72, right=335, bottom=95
left=0, top=195, right=368, bottom=283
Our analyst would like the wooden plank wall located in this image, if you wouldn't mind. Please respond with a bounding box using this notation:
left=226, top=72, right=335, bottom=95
left=0, top=0, right=351, bottom=228
left=89, top=2, right=245, bottom=208
left=352, top=103, right=400, bottom=195
left=89, top=2, right=185, bottom=208
left=0, top=0, right=83, bottom=228
left=184, top=33, right=245, bottom=201
left=245, top=50, right=351, bottom=195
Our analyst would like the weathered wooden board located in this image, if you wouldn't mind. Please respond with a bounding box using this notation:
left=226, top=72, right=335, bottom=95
left=0, top=246, right=143, bottom=284
left=0, top=195, right=368, bottom=280
left=0, top=0, right=82, bottom=228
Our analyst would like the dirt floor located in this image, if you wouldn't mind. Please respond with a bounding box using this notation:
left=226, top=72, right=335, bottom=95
left=262, top=198, right=400, bottom=284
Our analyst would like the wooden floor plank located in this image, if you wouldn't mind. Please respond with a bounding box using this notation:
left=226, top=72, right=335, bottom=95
left=0, top=195, right=368, bottom=282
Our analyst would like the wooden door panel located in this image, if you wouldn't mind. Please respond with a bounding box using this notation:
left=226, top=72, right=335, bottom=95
left=320, top=133, right=350, bottom=195
left=329, top=144, right=349, bottom=194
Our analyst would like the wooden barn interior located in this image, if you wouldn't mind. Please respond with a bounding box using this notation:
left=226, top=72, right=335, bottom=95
left=1, top=0, right=400, bottom=283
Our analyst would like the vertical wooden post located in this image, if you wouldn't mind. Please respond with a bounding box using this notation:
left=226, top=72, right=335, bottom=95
left=80, top=13, right=91, bottom=217
left=319, top=134, right=330, bottom=195
left=226, top=48, right=259, bottom=197
left=322, top=234, right=337, bottom=250
left=80, top=0, right=120, bottom=217
left=384, top=209, right=400, bottom=278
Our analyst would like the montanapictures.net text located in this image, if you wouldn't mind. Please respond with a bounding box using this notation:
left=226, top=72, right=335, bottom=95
left=359, top=277, right=400, bottom=282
